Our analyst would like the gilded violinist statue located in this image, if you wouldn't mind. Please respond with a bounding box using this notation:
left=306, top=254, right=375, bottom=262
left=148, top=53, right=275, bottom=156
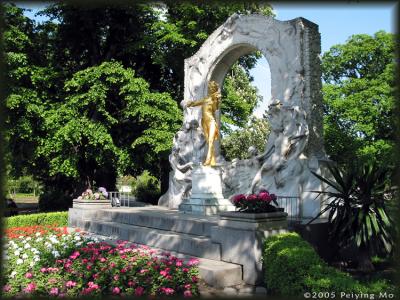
left=185, top=81, right=221, bottom=167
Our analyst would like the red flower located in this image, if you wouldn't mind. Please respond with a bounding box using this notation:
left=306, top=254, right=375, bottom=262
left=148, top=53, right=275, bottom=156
left=232, top=194, right=246, bottom=204
left=135, top=286, right=145, bottom=296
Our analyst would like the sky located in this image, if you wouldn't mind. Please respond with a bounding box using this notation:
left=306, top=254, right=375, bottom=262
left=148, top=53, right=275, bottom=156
left=251, top=2, right=397, bottom=117
left=16, top=2, right=397, bottom=117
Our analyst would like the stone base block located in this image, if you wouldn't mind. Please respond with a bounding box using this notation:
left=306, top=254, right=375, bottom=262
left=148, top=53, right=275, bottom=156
left=72, top=199, right=111, bottom=209
left=179, top=198, right=235, bottom=216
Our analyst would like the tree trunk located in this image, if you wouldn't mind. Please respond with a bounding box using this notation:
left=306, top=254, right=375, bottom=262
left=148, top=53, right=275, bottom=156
left=159, top=155, right=170, bottom=195
left=357, top=246, right=374, bottom=272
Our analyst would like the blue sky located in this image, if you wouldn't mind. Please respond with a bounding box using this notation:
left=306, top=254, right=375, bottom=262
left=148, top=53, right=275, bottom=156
left=17, top=2, right=397, bottom=117
left=251, top=2, right=397, bottom=117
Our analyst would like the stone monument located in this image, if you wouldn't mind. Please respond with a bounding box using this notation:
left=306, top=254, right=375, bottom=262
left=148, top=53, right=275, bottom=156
left=159, top=13, right=330, bottom=219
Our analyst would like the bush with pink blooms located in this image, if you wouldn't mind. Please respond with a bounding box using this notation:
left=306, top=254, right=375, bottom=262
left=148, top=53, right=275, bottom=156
left=2, top=228, right=199, bottom=298
left=232, top=189, right=279, bottom=213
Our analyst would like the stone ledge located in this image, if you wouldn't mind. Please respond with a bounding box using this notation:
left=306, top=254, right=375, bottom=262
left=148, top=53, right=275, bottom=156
left=219, top=211, right=288, bottom=221
left=72, top=199, right=111, bottom=209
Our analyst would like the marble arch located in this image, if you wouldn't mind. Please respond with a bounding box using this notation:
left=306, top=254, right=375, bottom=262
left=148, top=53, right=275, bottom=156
left=159, top=13, right=330, bottom=219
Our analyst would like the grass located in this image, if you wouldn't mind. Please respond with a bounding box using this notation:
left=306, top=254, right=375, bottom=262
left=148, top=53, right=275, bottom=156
left=7, top=193, right=39, bottom=204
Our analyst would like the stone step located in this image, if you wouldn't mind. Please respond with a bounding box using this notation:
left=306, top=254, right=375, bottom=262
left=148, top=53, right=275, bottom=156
left=93, top=207, right=219, bottom=237
left=85, top=220, right=222, bottom=261
left=73, top=229, right=243, bottom=288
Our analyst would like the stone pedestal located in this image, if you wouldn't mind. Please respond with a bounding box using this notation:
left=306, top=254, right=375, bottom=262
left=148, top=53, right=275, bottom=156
left=211, top=211, right=288, bottom=285
left=179, top=165, right=235, bottom=215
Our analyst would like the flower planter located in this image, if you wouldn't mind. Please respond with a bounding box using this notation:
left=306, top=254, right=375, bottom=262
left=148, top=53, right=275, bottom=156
left=218, top=210, right=288, bottom=230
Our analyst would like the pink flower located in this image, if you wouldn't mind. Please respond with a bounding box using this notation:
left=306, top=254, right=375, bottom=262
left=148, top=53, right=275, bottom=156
left=24, top=282, right=36, bottom=293
left=187, top=258, right=199, bottom=266
left=191, top=276, right=198, bottom=283
left=128, top=281, right=135, bottom=287
left=140, top=269, right=148, bottom=274
left=184, top=284, right=191, bottom=289
left=69, top=251, right=80, bottom=260
left=176, top=260, right=183, bottom=267
left=120, top=267, right=127, bottom=273
left=48, top=278, right=58, bottom=284
left=40, top=267, right=47, bottom=273
left=25, top=272, right=33, bottom=279
left=113, top=275, right=119, bottom=281
left=88, top=282, right=99, bottom=290
left=100, top=257, right=107, bottom=263
left=110, top=262, right=116, bottom=268
left=161, top=287, right=175, bottom=295
left=66, top=281, right=76, bottom=288
left=49, top=287, right=59, bottom=296
left=183, top=268, right=189, bottom=273
left=135, top=286, right=145, bottom=296
left=160, top=269, right=169, bottom=277
left=184, top=290, right=193, bottom=297
left=112, top=287, right=121, bottom=295
left=3, top=284, right=11, bottom=292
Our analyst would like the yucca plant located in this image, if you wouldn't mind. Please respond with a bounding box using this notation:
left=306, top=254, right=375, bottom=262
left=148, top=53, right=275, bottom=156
left=309, top=161, right=394, bottom=272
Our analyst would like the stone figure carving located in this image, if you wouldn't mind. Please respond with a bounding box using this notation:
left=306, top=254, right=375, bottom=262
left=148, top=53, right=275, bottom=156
left=183, top=81, right=221, bottom=166
left=249, top=100, right=309, bottom=193
left=158, top=120, right=204, bottom=208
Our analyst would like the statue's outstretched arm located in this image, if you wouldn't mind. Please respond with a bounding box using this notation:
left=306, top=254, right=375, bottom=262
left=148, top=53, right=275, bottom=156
left=186, top=98, right=207, bottom=107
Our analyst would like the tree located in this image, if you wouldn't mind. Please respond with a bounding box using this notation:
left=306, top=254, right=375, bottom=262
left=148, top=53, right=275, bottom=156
left=221, top=115, right=270, bottom=161
left=321, top=31, right=395, bottom=170
left=221, top=62, right=263, bottom=134
left=36, top=61, right=181, bottom=192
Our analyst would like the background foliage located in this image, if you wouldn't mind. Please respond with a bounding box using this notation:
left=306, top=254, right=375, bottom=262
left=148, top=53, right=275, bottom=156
left=2, top=2, right=395, bottom=210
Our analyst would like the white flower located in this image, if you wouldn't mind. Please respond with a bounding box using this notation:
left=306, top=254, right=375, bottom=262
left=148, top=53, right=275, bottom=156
left=74, top=235, right=81, bottom=241
left=30, top=261, right=35, bottom=267
left=19, top=236, right=24, bottom=239
left=16, top=258, right=23, bottom=264
left=26, top=237, right=32, bottom=241
left=24, top=243, right=31, bottom=249
left=14, top=250, right=21, bottom=256
left=10, top=271, right=17, bottom=278
left=35, top=232, right=41, bottom=237
left=22, top=253, right=28, bottom=259
left=36, top=237, right=43, bottom=242
left=76, top=241, right=82, bottom=246
left=52, top=250, right=60, bottom=258
left=34, top=256, right=40, bottom=262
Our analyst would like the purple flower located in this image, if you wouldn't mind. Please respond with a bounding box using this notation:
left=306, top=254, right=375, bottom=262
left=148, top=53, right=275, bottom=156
left=98, top=187, right=108, bottom=198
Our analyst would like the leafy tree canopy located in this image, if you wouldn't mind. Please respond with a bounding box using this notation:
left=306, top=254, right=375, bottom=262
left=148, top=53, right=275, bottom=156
left=321, top=31, right=395, bottom=169
left=221, top=115, right=270, bottom=161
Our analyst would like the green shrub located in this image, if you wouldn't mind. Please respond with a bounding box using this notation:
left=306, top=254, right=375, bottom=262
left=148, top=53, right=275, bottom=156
left=133, top=170, right=160, bottom=205
left=263, top=233, right=365, bottom=296
left=4, top=211, right=68, bottom=228
left=39, top=189, right=73, bottom=212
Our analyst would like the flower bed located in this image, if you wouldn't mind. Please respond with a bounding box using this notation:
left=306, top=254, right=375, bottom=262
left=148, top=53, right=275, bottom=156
left=2, top=226, right=199, bottom=297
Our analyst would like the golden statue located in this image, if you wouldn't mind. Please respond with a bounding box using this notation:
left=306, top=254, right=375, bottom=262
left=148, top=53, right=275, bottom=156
left=186, top=81, right=221, bottom=166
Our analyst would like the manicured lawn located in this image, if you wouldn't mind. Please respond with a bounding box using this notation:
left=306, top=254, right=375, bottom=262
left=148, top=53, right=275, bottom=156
left=8, top=193, right=39, bottom=204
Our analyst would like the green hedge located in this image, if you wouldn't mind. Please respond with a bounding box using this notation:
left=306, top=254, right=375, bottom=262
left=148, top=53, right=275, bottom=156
left=263, top=233, right=394, bottom=296
left=4, top=211, right=68, bottom=228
